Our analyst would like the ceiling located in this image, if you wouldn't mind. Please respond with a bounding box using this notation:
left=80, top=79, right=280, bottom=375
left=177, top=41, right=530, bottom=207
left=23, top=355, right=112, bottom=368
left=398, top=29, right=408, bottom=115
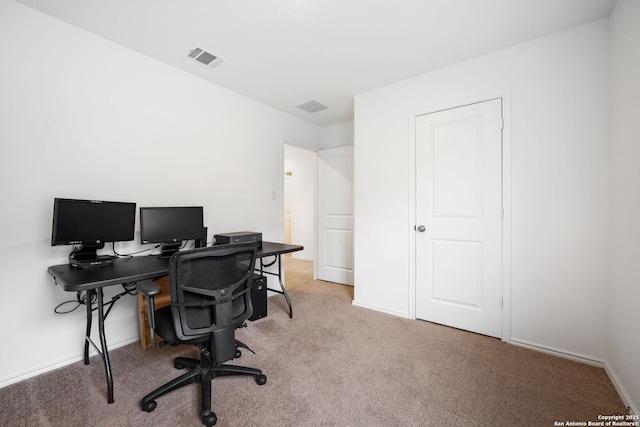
left=15, top=0, right=616, bottom=127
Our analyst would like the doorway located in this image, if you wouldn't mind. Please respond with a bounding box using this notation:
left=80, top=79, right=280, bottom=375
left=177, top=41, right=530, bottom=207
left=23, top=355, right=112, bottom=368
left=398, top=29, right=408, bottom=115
left=414, top=98, right=505, bottom=339
left=284, top=170, right=293, bottom=244
left=283, top=143, right=316, bottom=290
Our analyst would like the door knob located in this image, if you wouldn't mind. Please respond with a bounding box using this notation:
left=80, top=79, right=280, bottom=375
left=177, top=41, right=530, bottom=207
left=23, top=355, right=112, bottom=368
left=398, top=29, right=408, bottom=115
left=415, top=225, right=426, bottom=232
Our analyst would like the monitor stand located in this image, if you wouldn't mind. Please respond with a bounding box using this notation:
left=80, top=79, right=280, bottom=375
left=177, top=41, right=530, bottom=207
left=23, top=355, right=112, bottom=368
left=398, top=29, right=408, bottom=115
left=69, top=243, right=116, bottom=269
left=158, top=241, right=182, bottom=258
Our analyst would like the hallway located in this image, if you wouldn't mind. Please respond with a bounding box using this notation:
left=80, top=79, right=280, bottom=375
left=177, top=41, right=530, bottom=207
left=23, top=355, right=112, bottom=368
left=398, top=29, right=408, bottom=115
left=283, top=255, right=313, bottom=291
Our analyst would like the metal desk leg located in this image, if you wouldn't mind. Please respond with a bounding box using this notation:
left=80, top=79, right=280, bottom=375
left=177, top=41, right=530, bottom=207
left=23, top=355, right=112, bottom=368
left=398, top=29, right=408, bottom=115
left=97, top=289, right=114, bottom=403
left=277, top=255, right=292, bottom=319
left=83, top=290, right=93, bottom=365
left=260, top=255, right=292, bottom=318
left=84, top=288, right=114, bottom=403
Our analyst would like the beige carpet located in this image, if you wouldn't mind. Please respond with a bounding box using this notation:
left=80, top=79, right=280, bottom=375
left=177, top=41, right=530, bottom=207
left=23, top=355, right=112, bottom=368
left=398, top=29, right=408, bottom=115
left=0, top=278, right=626, bottom=426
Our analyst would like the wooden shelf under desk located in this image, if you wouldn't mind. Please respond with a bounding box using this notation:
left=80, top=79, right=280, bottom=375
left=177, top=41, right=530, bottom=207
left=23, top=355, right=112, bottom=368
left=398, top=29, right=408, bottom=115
left=138, top=276, right=171, bottom=350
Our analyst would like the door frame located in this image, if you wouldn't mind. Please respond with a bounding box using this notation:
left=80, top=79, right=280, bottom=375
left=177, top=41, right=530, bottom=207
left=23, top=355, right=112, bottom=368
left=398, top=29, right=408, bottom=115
left=408, top=90, right=512, bottom=343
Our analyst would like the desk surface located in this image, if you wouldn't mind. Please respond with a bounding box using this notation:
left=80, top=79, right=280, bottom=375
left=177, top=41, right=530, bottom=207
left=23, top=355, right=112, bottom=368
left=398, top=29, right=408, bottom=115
left=49, top=241, right=303, bottom=292
left=257, top=241, right=303, bottom=257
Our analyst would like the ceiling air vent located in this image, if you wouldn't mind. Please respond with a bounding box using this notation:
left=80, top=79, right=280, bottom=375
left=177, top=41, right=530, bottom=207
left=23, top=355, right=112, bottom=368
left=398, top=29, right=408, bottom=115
left=187, top=47, right=224, bottom=69
left=297, top=100, right=328, bottom=113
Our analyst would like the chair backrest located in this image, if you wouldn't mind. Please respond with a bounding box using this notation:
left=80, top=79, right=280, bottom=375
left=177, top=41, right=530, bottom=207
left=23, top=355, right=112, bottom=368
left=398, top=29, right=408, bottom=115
left=169, top=243, right=258, bottom=362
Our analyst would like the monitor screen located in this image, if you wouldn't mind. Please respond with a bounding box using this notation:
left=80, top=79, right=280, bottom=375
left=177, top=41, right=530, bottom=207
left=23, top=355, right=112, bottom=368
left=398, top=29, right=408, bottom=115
left=139, top=206, right=204, bottom=244
left=51, top=198, right=136, bottom=246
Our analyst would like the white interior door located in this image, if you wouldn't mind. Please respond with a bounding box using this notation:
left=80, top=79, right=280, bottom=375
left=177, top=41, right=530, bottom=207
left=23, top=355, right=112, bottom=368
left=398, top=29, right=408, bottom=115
left=415, top=99, right=503, bottom=338
left=317, top=146, right=354, bottom=285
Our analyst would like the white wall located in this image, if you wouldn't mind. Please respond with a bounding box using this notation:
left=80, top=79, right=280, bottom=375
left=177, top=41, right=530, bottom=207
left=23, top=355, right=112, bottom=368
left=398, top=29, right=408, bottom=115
left=608, top=0, right=640, bottom=414
left=320, top=121, right=354, bottom=149
left=354, top=21, right=610, bottom=361
left=283, top=144, right=316, bottom=261
left=0, top=0, right=320, bottom=386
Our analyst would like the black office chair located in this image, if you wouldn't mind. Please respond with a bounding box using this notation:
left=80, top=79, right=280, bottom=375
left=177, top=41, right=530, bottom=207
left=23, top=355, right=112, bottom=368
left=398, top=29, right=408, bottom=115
left=137, top=243, right=267, bottom=426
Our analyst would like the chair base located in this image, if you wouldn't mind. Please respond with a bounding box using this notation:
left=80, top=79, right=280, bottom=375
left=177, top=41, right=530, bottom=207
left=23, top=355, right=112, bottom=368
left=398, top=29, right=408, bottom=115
left=141, top=354, right=266, bottom=426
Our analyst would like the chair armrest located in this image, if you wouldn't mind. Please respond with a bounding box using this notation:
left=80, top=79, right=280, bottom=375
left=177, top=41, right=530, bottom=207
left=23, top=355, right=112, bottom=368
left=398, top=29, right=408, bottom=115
left=137, top=280, right=162, bottom=347
left=137, top=280, right=162, bottom=297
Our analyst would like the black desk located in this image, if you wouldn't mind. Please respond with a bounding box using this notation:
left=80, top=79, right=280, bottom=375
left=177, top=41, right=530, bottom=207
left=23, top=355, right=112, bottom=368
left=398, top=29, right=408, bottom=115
left=48, top=241, right=302, bottom=403
left=256, top=241, right=302, bottom=319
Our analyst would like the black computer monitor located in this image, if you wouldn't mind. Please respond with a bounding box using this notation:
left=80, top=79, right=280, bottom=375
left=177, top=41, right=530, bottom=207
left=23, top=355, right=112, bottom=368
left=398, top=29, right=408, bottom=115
left=51, top=198, right=136, bottom=263
left=139, top=206, right=204, bottom=257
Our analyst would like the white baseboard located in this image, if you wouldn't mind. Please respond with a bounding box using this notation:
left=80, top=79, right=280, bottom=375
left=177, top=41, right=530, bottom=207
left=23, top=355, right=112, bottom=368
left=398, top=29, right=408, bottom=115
left=0, top=356, right=80, bottom=389
left=510, top=338, right=604, bottom=367
left=604, top=362, right=639, bottom=416
left=351, top=299, right=410, bottom=319
left=0, top=336, right=139, bottom=389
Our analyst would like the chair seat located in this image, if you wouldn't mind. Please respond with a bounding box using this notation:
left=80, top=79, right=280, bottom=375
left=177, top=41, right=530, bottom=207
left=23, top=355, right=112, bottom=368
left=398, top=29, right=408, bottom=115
left=154, top=306, right=210, bottom=345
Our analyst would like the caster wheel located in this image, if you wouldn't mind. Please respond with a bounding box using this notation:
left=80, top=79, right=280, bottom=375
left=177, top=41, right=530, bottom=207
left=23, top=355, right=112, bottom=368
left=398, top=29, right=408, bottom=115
left=235, top=349, right=242, bottom=359
left=202, top=412, right=217, bottom=426
left=255, top=374, right=267, bottom=385
left=174, top=361, right=185, bottom=370
left=141, top=400, right=157, bottom=413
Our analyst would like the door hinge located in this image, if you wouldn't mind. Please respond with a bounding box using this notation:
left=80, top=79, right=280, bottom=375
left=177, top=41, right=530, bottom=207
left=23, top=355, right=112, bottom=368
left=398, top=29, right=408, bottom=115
left=501, top=207, right=504, bottom=220
left=500, top=117, right=505, bottom=130
left=500, top=297, right=503, bottom=309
